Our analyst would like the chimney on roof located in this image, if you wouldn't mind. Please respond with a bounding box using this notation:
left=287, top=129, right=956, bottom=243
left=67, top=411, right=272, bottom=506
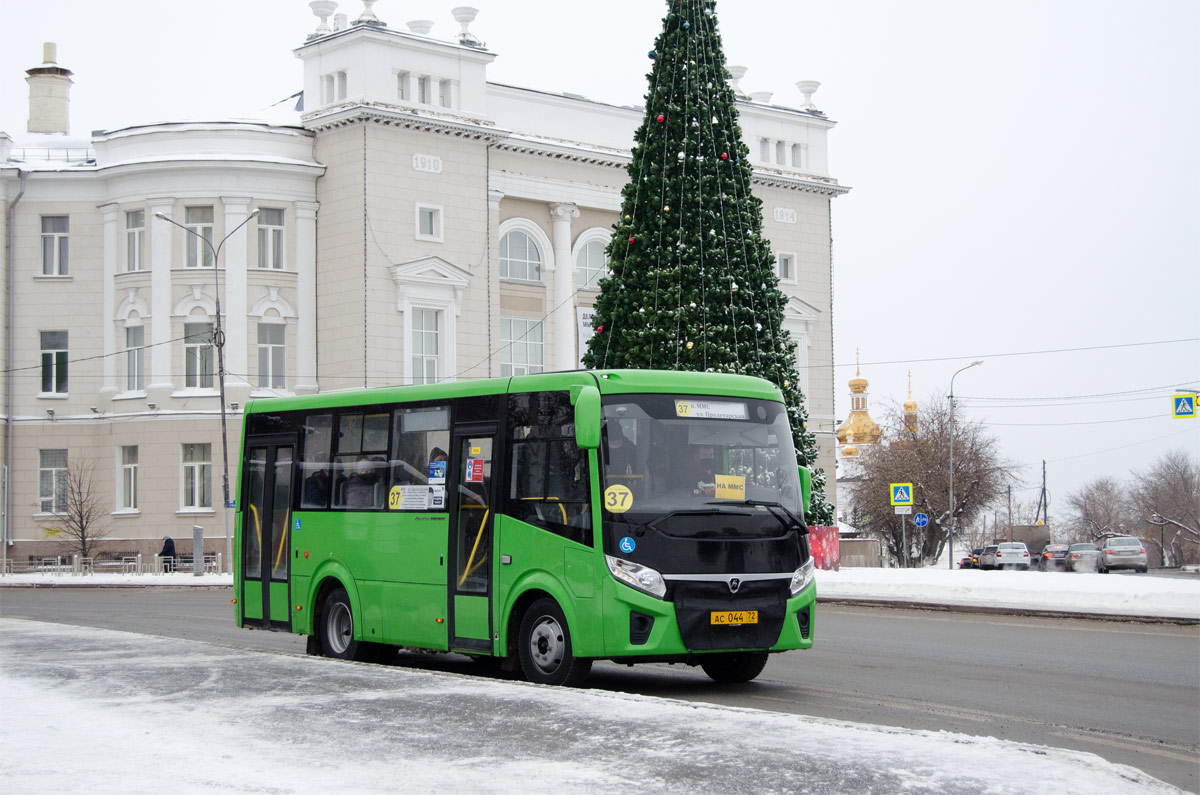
left=26, top=42, right=73, bottom=135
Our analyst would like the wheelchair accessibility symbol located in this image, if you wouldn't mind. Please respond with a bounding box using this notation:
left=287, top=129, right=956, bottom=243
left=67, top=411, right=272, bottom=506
left=619, top=537, right=636, bottom=554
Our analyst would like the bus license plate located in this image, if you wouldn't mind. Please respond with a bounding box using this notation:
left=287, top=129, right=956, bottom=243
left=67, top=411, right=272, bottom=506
left=710, top=610, right=758, bottom=625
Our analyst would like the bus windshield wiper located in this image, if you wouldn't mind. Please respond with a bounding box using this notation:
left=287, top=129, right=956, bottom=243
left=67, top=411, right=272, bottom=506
left=704, top=500, right=807, bottom=533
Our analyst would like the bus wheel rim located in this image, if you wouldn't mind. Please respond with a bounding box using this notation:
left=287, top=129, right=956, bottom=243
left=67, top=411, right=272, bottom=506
left=528, top=615, right=564, bottom=673
left=328, top=602, right=352, bottom=654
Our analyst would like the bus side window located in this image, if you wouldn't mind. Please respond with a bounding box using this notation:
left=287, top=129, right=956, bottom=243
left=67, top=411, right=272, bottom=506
left=300, top=413, right=333, bottom=509
left=507, top=392, right=591, bottom=546
left=391, top=405, right=450, bottom=509
left=332, top=411, right=389, bottom=510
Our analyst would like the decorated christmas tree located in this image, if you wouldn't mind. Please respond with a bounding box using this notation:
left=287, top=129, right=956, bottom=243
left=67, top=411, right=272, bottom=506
left=581, top=0, right=834, bottom=525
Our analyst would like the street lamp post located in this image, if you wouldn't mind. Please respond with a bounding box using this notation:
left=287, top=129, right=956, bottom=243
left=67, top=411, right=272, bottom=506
left=948, top=360, right=983, bottom=570
left=154, top=209, right=259, bottom=573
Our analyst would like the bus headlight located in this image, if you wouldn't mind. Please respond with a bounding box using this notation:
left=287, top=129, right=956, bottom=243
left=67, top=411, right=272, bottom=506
left=606, top=555, right=667, bottom=599
left=789, top=558, right=815, bottom=596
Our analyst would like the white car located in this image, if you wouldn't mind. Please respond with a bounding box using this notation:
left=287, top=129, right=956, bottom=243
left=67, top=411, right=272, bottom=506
left=1097, top=536, right=1149, bottom=573
left=991, top=542, right=1031, bottom=570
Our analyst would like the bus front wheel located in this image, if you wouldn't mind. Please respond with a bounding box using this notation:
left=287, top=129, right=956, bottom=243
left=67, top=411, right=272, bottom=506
left=518, top=598, right=592, bottom=687
left=700, top=652, right=769, bottom=684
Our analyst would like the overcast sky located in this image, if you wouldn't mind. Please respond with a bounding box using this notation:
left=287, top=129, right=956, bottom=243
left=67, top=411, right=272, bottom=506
left=2, top=0, right=1197, bottom=522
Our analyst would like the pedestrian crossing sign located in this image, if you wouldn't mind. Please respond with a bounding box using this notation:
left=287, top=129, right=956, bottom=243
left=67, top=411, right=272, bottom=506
left=890, top=483, right=913, bottom=506
left=1173, top=395, right=1196, bottom=419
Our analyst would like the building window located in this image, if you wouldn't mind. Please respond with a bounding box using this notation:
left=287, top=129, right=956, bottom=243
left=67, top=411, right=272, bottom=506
left=184, top=206, right=214, bottom=268
left=759, top=139, right=771, bottom=163
left=336, top=70, right=347, bottom=101
left=415, top=204, right=443, bottom=242
left=775, top=140, right=787, bottom=165
left=181, top=443, right=212, bottom=509
left=39, top=449, right=68, bottom=514
left=500, top=230, right=541, bottom=281
left=777, top=252, right=797, bottom=283
left=397, top=71, right=409, bottom=101
left=438, top=79, right=452, bottom=108
left=418, top=76, right=432, bottom=104
left=41, top=216, right=69, bottom=276
left=791, top=144, right=806, bottom=170
left=501, top=318, right=544, bottom=377
left=576, top=240, right=608, bottom=289
left=125, top=325, right=145, bottom=391
left=257, top=208, right=285, bottom=270
left=120, top=446, right=138, bottom=510
left=257, top=323, right=286, bottom=390
left=40, top=330, right=68, bottom=394
left=184, top=322, right=214, bottom=389
left=125, top=210, right=145, bottom=272
left=411, top=309, right=440, bottom=384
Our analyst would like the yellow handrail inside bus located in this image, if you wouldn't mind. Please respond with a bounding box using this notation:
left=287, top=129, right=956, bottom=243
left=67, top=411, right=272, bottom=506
left=457, top=507, right=490, bottom=587
left=249, top=503, right=262, bottom=575
left=273, top=508, right=290, bottom=577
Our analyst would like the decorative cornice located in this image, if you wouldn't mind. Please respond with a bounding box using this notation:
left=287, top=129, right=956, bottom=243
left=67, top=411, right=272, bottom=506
left=303, top=105, right=508, bottom=144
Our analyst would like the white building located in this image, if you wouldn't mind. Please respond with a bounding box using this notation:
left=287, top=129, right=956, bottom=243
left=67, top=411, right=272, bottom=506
left=0, top=4, right=847, bottom=568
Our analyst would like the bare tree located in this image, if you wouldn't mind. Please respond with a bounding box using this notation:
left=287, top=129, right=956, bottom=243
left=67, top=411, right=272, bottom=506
left=38, top=456, right=112, bottom=561
left=1061, top=477, right=1136, bottom=544
left=1129, top=449, right=1199, bottom=567
left=845, top=397, right=1017, bottom=566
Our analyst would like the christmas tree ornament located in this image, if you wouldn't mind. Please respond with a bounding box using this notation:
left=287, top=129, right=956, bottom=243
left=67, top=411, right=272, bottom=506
left=628, top=236, right=636, bottom=244
left=663, top=205, right=670, bottom=211
left=657, top=114, right=665, bottom=123
left=731, top=282, right=739, bottom=291
left=683, top=20, right=690, bottom=29
left=648, top=50, right=656, bottom=59
left=720, top=152, right=728, bottom=160
left=677, top=151, right=686, bottom=160
left=686, top=341, right=694, bottom=350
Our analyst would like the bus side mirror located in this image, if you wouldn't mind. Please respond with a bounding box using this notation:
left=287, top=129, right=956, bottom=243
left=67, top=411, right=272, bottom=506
left=573, top=385, right=601, bottom=450
left=798, top=466, right=812, bottom=517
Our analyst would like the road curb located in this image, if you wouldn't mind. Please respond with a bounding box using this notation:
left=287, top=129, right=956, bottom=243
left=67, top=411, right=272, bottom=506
left=817, top=597, right=1200, bottom=625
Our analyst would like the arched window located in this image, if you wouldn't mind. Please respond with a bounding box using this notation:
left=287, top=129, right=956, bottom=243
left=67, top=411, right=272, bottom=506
left=575, top=240, right=609, bottom=289
left=500, top=230, right=541, bottom=281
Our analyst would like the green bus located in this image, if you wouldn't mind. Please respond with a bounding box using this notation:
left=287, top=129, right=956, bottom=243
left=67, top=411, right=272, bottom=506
left=234, top=369, right=816, bottom=685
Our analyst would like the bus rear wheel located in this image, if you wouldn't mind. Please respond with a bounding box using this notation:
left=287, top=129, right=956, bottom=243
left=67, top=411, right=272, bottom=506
left=320, top=587, right=363, bottom=660
left=700, top=652, right=769, bottom=684
left=518, top=598, right=592, bottom=687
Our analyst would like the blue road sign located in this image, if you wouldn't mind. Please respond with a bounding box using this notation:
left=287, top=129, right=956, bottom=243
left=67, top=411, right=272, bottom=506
left=890, top=483, right=913, bottom=506
left=913, top=513, right=929, bottom=527
left=1174, top=395, right=1196, bottom=419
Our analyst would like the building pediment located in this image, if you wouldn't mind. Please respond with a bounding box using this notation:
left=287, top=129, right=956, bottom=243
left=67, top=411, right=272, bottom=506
left=785, top=296, right=821, bottom=321
left=390, top=256, right=472, bottom=316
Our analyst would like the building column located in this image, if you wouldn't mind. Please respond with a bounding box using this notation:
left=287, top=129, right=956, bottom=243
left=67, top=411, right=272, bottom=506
left=548, top=202, right=579, bottom=371
left=221, top=198, right=252, bottom=399
left=99, top=203, right=118, bottom=396
left=294, top=201, right=319, bottom=394
left=147, top=198, right=175, bottom=397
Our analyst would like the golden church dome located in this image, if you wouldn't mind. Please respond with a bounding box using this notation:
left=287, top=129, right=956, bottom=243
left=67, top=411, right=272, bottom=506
left=835, top=349, right=881, bottom=445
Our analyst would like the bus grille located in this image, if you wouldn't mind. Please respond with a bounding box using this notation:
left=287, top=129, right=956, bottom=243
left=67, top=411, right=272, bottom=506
left=672, top=581, right=787, bottom=651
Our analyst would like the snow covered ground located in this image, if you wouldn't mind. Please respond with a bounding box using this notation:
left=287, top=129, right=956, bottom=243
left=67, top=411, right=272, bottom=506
left=0, top=619, right=1185, bottom=794
left=4, top=566, right=1198, bottom=620
left=815, top=567, right=1200, bottom=621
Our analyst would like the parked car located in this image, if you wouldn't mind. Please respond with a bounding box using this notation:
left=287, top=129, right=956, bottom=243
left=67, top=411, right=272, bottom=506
left=978, top=545, right=1000, bottom=570
left=959, top=548, right=984, bottom=569
left=1065, top=543, right=1100, bottom=572
left=1097, top=536, right=1149, bottom=573
left=1037, top=543, right=1071, bottom=571
left=992, top=542, right=1031, bottom=570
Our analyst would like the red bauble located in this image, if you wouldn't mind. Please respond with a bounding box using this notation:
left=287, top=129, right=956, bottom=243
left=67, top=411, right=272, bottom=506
left=657, top=115, right=665, bottom=123
left=720, top=152, right=728, bottom=160
left=628, top=236, right=636, bottom=245
left=597, top=325, right=604, bottom=333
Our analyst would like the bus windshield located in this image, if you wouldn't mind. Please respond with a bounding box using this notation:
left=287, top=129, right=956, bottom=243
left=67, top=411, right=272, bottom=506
left=600, top=394, right=803, bottom=538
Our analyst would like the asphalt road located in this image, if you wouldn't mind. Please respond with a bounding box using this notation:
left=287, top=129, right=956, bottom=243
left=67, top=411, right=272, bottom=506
left=3, top=588, right=1198, bottom=792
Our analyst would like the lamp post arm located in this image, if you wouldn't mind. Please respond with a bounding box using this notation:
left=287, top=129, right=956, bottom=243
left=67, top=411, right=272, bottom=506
left=947, top=360, right=982, bottom=569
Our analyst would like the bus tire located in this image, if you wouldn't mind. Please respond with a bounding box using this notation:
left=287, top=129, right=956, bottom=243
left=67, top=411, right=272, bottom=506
left=320, top=587, right=361, bottom=660
left=518, top=598, right=592, bottom=687
left=700, top=651, right=769, bottom=684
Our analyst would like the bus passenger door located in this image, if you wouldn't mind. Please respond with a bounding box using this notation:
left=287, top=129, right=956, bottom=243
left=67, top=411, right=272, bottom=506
left=241, top=439, right=294, bottom=630
left=449, top=429, right=496, bottom=652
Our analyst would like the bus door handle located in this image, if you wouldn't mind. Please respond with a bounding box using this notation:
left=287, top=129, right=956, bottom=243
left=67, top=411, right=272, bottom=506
left=501, top=555, right=512, bottom=565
